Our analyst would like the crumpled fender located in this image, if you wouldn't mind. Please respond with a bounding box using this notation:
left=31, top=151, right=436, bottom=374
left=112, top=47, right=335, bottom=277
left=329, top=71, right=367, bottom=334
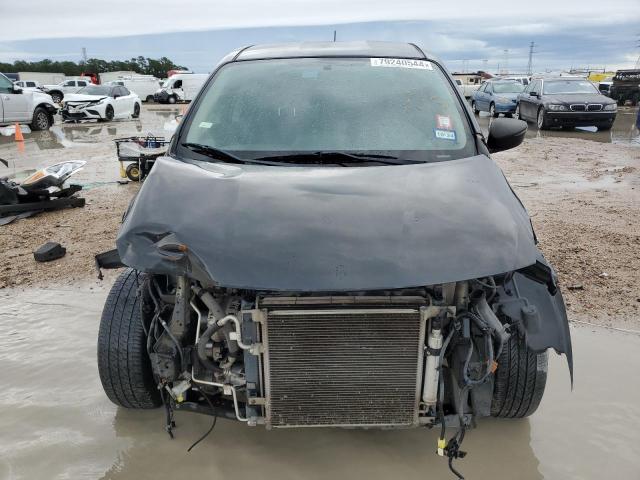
left=497, top=254, right=573, bottom=382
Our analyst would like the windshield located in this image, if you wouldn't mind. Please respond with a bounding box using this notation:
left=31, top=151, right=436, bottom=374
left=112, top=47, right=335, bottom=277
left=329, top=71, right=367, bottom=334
left=180, top=57, right=476, bottom=164
left=492, top=82, right=524, bottom=93
left=77, top=85, right=113, bottom=96
left=161, top=78, right=172, bottom=88
left=543, top=80, right=598, bottom=94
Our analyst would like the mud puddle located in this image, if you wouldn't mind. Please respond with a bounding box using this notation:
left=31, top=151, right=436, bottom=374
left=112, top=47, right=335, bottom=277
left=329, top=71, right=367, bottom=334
left=1, top=287, right=639, bottom=480
left=476, top=107, right=640, bottom=146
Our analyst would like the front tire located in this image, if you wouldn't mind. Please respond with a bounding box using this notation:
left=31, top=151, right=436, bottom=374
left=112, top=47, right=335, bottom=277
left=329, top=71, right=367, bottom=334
left=132, top=103, right=140, bottom=119
left=100, top=105, right=115, bottom=122
left=471, top=101, right=479, bottom=114
left=491, top=333, right=548, bottom=418
left=490, top=103, right=499, bottom=118
left=97, top=269, right=162, bottom=409
left=537, top=107, right=549, bottom=130
left=168, top=95, right=177, bottom=104
left=126, top=163, right=141, bottom=182
left=31, top=107, right=52, bottom=131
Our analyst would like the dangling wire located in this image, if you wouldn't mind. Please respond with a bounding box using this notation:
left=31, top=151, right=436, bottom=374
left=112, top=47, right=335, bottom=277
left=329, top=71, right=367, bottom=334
left=187, top=389, right=218, bottom=452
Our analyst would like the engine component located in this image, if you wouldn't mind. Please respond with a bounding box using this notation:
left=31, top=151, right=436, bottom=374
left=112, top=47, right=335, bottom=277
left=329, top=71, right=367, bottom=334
left=259, top=299, right=427, bottom=428
left=422, top=316, right=444, bottom=407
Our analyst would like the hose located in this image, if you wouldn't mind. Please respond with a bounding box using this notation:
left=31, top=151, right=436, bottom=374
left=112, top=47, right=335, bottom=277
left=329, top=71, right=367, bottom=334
left=196, top=321, right=224, bottom=374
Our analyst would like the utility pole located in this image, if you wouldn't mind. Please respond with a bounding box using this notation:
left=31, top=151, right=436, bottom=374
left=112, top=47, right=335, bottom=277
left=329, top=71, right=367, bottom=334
left=527, top=41, right=536, bottom=75
left=333, top=30, right=337, bottom=42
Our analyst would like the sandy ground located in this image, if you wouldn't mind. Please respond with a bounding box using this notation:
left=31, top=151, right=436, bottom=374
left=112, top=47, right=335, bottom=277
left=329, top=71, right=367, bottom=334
left=0, top=105, right=638, bottom=329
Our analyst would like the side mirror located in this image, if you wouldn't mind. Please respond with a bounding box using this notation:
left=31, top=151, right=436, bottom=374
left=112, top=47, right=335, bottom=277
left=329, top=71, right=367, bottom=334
left=529, top=91, right=538, bottom=97
left=487, top=118, right=527, bottom=153
left=113, top=94, right=120, bottom=99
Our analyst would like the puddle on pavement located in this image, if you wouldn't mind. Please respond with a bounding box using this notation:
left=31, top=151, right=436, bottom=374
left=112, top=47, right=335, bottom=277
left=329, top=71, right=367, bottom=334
left=1, top=287, right=639, bottom=480
left=476, top=107, right=640, bottom=146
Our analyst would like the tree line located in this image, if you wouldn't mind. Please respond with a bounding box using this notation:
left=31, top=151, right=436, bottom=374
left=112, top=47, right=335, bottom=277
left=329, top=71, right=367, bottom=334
left=0, top=56, right=188, bottom=79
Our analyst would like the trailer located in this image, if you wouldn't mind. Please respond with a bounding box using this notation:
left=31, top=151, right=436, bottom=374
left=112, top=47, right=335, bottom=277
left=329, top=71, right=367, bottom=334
left=17, top=72, right=66, bottom=85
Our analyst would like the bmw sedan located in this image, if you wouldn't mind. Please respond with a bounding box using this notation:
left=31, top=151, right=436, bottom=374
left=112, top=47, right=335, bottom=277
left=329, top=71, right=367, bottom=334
left=515, top=77, right=617, bottom=130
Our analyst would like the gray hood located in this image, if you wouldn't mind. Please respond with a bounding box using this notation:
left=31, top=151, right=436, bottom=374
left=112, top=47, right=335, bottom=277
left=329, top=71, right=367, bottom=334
left=116, top=155, right=538, bottom=291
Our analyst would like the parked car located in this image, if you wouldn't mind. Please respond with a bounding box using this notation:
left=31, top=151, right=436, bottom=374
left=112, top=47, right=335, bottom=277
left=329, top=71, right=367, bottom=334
left=471, top=80, right=524, bottom=117
left=516, top=77, right=617, bottom=130
left=43, top=78, right=93, bottom=103
left=609, top=69, right=640, bottom=106
left=501, top=75, right=530, bottom=86
left=95, top=42, right=572, bottom=478
left=106, top=76, right=161, bottom=102
left=61, top=84, right=141, bottom=122
left=1, top=72, right=19, bottom=82
left=0, top=72, right=58, bottom=130
left=153, top=73, right=208, bottom=103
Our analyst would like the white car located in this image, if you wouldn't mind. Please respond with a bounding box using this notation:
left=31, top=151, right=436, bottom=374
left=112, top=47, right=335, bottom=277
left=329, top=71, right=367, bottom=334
left=14, top=80, right=45, bottom=92
left=0, top=73, right=58, bottom=130
left=61, top=84, right=141, bottom=122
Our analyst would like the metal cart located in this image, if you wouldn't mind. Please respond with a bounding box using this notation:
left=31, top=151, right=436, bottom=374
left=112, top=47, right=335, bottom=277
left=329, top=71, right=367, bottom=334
left=114, top=135, right=171, bottom=182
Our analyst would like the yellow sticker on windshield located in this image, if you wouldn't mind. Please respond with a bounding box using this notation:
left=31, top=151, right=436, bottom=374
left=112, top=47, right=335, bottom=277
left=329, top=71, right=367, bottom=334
left=370, top=58, right=433, bottom=70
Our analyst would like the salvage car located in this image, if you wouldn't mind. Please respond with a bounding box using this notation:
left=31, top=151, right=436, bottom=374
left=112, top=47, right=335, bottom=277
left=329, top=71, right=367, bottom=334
left=61, top=85, right=141, bottom=122
left=471, top=79, right=524, bottom=117
left=515, top=77, right=617, bottom=130
left=0, top=72, right=57, bottom=130
left=96, top=42, right=572, bottom=477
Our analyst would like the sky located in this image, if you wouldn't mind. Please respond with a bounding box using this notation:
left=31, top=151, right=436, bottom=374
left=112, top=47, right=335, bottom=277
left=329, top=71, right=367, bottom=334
left=0, top=0, right=638, bottom=74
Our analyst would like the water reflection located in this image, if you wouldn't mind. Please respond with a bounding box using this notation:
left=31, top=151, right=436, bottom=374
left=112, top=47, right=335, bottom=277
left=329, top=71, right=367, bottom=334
left=476, top=107, right=639, bottom=146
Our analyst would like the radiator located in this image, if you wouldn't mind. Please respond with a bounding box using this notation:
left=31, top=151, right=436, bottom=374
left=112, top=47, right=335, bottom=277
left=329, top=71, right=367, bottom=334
left=260, top=303, right=426, bottom=428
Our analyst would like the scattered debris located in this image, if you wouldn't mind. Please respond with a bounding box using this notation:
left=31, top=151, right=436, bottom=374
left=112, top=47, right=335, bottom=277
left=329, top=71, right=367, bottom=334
left=567, top=284, right=584, bottom=291
left=598, top=272, right=610, bottom=278
left=33, top=242, right=66, bottom=262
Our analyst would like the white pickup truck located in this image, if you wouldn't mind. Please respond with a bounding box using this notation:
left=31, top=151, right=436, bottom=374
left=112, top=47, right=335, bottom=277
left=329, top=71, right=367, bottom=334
left=0, top=73, right=58, bottom=130
left=43, top=78, right=93, bottom=103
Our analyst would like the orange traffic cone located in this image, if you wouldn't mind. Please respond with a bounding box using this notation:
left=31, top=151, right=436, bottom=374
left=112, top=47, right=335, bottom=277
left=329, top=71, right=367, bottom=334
left=14, top=123, right=24, bottom=142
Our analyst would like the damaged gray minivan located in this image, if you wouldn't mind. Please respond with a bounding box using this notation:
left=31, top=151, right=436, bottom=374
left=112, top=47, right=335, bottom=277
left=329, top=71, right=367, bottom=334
left=97, top=42, right=571, bottom=477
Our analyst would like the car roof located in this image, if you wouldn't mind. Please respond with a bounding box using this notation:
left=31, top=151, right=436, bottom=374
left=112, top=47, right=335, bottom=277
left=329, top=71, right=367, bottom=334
left=235, top=41, right=430, bottom=61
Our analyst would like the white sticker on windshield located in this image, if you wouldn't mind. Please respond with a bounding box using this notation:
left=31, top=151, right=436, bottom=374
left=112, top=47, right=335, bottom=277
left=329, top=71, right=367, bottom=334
left=370, top=58, right=433, bottom=70
left=199, top=122, right=213, bottom=129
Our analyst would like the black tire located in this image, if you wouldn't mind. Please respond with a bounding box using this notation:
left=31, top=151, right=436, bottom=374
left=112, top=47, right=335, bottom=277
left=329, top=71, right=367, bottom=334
left=145, top=95, right=154, bottom=103
left=31, top=107, right=52, bottom=131
left=126, top=163, right=140, bottom=182
left=102, top=105, right=114, bottom=122
left=50, top=91, right=63, bottom=103
left=97, top=268, right=162, bottom=409
left=471, top=101, right=479, bottom=114
left=491, top=333, right=548, bottom=418
left=490, top=103, right=499, bottom=118
left=537, top=107, right=549, bottom=130
left=132, top=103, right=140, bottom=119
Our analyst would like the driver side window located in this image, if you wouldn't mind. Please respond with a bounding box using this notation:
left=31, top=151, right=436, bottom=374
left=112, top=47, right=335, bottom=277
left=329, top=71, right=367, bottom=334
left=0, top=74, right=15, bottom=93
left=64, top=80, right=75, bottom=87
left=173, top=80, right=182, bottom=89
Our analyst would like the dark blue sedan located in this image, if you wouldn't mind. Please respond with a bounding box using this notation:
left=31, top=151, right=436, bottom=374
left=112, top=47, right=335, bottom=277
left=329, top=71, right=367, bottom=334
left=471, top=80, right=524, bottom=117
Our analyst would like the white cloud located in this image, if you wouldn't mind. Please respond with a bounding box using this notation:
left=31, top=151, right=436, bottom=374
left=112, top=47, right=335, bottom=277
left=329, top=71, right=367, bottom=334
left=0, top=0, right=638, bottom=41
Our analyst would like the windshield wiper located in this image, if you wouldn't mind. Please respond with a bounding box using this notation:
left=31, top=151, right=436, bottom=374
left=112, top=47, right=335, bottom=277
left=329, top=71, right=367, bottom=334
left=254, top=151, right=419, bottom=165
left=181, top=143, right=279, bottom=166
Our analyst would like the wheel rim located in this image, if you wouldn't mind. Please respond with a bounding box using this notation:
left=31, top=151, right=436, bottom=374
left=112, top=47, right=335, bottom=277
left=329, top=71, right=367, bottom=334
left=53, top=94, right=61, bottom=103
left=471, top=101, right=476, bottom=112
left=36, top=112, right=49, bottom=129
left=537, top=110, right=544, bottom=128
left=134, top=105, right=140, bottom=116
left=514, top=105, right=520, bottom=119
left=106, top=107, right=113, bottom=120
left=490, top=104, right=495, bottom=117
